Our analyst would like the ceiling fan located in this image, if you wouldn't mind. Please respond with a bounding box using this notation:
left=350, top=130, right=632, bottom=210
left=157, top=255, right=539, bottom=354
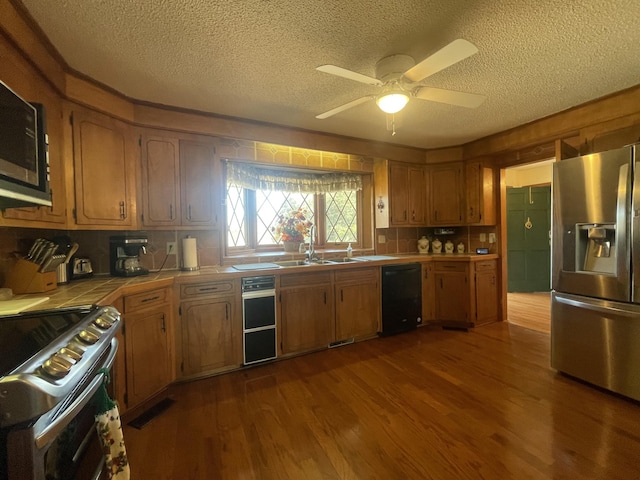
left=315, top=39, right=486, bottom=131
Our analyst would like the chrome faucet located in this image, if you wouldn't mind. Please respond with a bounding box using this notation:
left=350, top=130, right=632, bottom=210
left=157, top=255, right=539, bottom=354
left=307, top=224, right=317, bottom=262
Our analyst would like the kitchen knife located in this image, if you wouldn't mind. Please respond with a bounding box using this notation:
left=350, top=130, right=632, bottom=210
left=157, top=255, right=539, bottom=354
left=25, top=238, right=43, bottom=260
left=30, top=239, right=48, bottom=264
left=36, top=242, right=57, bottom=266
left=40, top=253, right=66, bottom=273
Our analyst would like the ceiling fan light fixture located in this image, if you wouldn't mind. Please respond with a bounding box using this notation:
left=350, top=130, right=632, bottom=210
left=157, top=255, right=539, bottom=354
left=376, top=92, right=409, bottom=114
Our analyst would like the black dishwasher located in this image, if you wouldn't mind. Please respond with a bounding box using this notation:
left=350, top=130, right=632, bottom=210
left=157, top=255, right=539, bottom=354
left=381, top=263, right=422, bottom=336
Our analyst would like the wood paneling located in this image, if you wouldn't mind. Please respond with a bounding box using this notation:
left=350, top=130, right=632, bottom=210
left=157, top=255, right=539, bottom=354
left=123, top=323, right=640, bottom=479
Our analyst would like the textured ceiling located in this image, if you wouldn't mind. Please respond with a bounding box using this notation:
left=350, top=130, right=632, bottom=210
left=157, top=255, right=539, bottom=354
left=19, top=0, right=640, bottom=150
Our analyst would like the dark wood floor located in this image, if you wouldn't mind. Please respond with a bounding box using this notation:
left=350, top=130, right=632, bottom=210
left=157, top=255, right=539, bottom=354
left=123, top=323, right=640, bottom=480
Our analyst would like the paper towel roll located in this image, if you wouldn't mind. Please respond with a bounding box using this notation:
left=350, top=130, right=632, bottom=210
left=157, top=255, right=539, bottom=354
left=181, top=237, right=199, bottom=271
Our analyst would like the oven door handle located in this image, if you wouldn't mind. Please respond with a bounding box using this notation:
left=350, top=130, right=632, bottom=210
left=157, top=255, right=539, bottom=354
left=35, top=338, right=118, bottom=449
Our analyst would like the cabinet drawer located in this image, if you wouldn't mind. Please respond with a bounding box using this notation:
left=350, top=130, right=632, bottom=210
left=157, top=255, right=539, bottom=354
left=334, top=267, right=378, bottom=285
left=474, top=260, right=496, bottom=272
left=181, top=280, right=235, bottom=298
left=280, top=271, right=331, bottom=288
left=124, top=288, right=169, bottom=312
left=434, top=262, right=467, bottom=273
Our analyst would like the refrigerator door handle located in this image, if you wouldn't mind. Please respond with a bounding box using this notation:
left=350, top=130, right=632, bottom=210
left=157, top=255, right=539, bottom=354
left=617, top=162, right=630, bottom=297
left=555, top=292, right=640, bottom=318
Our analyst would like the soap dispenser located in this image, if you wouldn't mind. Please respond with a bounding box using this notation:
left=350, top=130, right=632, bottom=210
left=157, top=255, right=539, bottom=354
left=347, top=243, right=353, bottom=258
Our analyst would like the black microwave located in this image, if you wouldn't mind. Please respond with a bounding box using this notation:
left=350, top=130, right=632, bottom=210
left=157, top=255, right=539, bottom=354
left=0, top=80, right=51, bottom=208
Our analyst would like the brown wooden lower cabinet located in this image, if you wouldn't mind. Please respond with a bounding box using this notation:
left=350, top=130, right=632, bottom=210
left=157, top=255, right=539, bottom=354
left=177, top=279, right=242, bottom=379
left=334, top=267, right=380, bottom=341
left=432, top=259, right=499, bottom=328
left=280, top=272, right=333, bottom=355
left=121, top=286, right=173, bottom=412
left=421, top=262, right=436, bottom=323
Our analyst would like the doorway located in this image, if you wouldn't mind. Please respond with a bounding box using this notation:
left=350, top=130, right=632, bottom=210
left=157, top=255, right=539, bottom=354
left=503, top=160, right=553, bottom=332
left=506, top=186, right=551, bottom=292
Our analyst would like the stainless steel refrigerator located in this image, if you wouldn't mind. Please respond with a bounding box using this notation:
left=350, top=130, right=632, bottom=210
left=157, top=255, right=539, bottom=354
left=551, top=143, right=640, bottom=401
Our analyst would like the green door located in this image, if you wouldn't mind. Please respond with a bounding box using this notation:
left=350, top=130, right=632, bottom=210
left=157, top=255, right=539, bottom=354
left=507, top=186, right=551, bottom=292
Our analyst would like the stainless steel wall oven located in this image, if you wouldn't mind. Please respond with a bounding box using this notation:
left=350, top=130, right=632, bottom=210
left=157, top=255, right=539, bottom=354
left=0, top=305, right=121, bottom=480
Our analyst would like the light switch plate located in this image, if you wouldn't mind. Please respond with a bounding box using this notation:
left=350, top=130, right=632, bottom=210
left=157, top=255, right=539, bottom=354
left=479, top=233, right=486, bottom=242
left=488, top=233, right=496, bottom=244
left=378, top=235, right=386, bottom=244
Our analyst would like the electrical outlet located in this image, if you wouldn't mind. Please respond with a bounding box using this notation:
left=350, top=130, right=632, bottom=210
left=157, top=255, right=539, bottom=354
left=166, top=241, right=177, bottom=254
left=488, top=233, right=496, bottom=244
left=378, top=235, right=386, bottom=244
left=479, top=233, right=486, bottom=242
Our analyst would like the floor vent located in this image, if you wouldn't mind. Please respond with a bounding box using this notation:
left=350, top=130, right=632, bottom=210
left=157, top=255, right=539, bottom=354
left=329, top=337, right=355, bottom=348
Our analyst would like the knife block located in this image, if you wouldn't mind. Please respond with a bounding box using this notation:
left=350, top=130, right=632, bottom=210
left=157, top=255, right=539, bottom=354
left=4, top=259, right=57, bottom=294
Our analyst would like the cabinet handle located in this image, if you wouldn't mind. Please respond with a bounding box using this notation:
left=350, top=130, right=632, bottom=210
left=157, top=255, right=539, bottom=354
left=404, top=210, right=407, bottom=220
left=119, top=201, right=126, bottom=219
left=492, top=275, right=495, bottom=285
left=169, top=204, right=174, bottom=220
left=160, top=314, right=166, bottom=332
left=188, top=204, right=192, bottom=221
left=341, top=289, right=343, bottom=302
left=141, top=295, right=160, bottom=303
left=225, top=303, right=229, bottom=320
left=324, top=292, right=327, bottom=304
left=411, top=210, right=415, bottom=220
left=434, top=210, right=438, bottom=221
left=424, top=269, right=428, bottom=280
left=469, top=206, right=474, bottom=217
left=440, top=278, right=443, bottom=288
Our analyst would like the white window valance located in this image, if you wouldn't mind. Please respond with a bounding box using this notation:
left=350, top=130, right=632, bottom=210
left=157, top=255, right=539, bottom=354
left=226, top=161, right=362, bottom=193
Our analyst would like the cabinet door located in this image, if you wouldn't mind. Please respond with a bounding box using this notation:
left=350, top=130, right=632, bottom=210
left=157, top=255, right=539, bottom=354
left=280, top=286, right=332, bottom=354
left=465, top=162, right=495, bottom=225
left=180, top=140, right=217, bottom=226
left=408, top=166, right=426, bottom=225
left=125, top=309, right=171, bottom=409
left=72, top=108, right=135, bottom=226
left=335, top=281, right=380, bottom=340
left=430, top=163, right=463, bottom=225
left=389, top=163, right=409, bottom=225
left=475, top=263, right=499, bottom=325
left=421, top=263, right=435, bottom=323
left=434, top=272, right=470, bottom=326
left=141, top=135, right=180, bottom=226
left=180, top=297, right=238, bottom=376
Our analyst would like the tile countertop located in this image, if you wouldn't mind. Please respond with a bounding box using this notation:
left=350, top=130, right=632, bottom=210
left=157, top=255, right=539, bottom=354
left=9, top=253, right=499, bottom=312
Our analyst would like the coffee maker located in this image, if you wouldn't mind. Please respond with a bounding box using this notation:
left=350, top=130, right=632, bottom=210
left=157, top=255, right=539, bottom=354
left=109, top=235, right=149, bottom=277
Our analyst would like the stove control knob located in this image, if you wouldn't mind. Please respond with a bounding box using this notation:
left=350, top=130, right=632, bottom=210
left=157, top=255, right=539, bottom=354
left=77, top=329, right=100, bottom=345
left=93, top=316, right=113, bottom=330
left=42, top=355, right=73, bottom=378
left=59, top=347, right=82, bottom=362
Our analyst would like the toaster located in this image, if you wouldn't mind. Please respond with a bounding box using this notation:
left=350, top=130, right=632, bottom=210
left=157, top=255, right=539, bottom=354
left=72, top=257, right=93, bottom=278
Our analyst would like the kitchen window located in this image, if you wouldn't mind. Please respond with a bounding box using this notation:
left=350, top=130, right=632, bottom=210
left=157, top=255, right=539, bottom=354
left=225, top=162, right=363, bottom=252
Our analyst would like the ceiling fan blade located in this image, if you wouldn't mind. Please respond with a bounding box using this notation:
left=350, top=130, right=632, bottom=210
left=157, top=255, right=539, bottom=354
left=316, top=65, right=383, bottom=86
left=414, top=87, right=486, bottom=108
left=403, top=39, right=478, bottom=83
left=316, top=96, right=373, bottom=119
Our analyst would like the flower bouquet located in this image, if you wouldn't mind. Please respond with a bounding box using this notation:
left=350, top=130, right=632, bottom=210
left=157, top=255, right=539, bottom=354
left=273, top=208, right=312, bottom=249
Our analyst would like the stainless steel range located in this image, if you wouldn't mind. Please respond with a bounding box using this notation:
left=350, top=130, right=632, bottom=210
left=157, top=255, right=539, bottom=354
left=0, top=304, right=121, bottom=480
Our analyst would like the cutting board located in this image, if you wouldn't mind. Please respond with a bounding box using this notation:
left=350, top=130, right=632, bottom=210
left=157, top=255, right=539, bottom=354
left=0, top=297, right=50, bottom=315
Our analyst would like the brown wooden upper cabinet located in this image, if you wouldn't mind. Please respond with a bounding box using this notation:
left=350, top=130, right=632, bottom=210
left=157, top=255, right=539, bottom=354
left=429, top=162, right=463, bottom=226
left=464, top=161, right=496, bottom=225
left=376, top=160, right=426, bottom=227
left=70, top=104, right=137, bottom=227
left=140, top=130, right=219, bottom=228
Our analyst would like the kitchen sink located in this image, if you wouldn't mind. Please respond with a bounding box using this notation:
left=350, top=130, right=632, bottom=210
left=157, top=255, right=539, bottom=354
left=274, top=260, right=309, bottom=267
left=275, top=259, right=335, bottom=267
left=326, top=257, right=363, bottom=263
